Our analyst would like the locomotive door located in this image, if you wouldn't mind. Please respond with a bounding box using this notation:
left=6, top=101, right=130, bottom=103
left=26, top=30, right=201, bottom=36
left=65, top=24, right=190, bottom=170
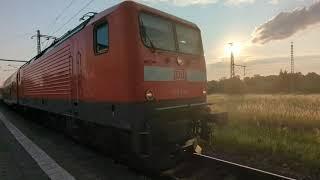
left=16, top=70, right=20, bottom=104
left=72, top=52, right=81, bottom=115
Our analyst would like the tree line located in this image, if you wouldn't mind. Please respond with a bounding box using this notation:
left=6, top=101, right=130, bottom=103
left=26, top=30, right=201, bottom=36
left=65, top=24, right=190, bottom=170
left=208, top=71, right=320, bottom=94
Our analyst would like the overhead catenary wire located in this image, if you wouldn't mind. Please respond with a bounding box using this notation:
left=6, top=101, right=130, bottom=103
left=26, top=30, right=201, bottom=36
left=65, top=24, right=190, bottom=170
left=0, top=59, right=28, bottom=63
left=51, top=0, right=96, bottom=37
left=50, top=0, right=77, bottom=28
left=0, top=32, right=33, bottom=43
left=28, top=0, right=95, bottom=60
left=0, top=33, right=34, bottom=64
left=44, top=0, right=76, bottom=49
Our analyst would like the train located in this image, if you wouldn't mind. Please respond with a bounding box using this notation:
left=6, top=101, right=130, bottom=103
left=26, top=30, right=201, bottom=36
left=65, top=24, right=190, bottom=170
left=2, top=1, right=212, bottom=171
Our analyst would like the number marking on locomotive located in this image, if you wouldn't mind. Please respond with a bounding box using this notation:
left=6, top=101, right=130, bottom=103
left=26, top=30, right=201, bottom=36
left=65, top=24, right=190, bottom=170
left=174, top=69, right=186, bottom=81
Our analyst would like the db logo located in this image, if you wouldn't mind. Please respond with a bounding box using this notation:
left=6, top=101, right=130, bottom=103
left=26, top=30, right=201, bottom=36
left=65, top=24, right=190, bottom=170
left=174, top=70, right=186, bottom=80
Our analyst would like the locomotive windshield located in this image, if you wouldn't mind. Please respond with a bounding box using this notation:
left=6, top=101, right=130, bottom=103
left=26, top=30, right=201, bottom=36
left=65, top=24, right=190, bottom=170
left=139, top=13, right=203, bottom=55
left=140, top=13, right=176, bottom=51
left=176, top=24, right=202, bottom=55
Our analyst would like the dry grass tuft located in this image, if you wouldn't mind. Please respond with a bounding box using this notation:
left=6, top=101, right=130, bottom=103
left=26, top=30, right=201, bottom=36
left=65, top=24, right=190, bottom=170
left=208, top=94, right=320, bottom=178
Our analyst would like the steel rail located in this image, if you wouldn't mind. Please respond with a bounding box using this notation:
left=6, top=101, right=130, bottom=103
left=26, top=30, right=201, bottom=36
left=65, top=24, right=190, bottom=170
left=191, top=153, right=297, bottom=180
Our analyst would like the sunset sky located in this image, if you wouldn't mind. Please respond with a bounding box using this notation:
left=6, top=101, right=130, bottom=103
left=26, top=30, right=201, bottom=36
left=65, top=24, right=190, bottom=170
left=0, top=0, right=319, bottom=82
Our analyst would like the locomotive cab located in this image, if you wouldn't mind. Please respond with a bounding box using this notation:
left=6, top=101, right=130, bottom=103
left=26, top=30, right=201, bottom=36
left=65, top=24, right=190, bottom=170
left=131, top=3, right=210, bottom=170
left=138, top=12, right=207, bottom=101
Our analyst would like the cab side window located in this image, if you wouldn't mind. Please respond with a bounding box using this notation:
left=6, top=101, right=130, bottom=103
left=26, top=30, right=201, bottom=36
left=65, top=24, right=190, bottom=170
left=94, top=23, right=109, bottom=54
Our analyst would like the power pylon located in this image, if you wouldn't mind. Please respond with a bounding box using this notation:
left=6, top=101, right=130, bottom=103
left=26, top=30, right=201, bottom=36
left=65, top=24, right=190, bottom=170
left=289, top=42, right=296, bottom=92
left=31, top=30, right=57, bottom=55
left=291, top=42, right=294, bottom=74
left=229, top=43, right=235, bottom=78
left=235, top=64, right=247, bottom=77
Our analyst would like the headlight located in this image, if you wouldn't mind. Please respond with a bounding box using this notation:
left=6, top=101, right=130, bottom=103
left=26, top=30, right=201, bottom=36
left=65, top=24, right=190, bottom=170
left=145, top=90, right=154, bottom=101
left=203, top=90, right=207, bottom=95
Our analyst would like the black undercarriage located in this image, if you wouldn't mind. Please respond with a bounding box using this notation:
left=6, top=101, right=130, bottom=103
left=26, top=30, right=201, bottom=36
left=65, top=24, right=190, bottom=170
left=8, top=98, right=213, bottom=172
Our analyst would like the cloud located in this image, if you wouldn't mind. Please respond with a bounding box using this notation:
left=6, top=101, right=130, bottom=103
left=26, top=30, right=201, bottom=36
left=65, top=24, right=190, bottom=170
left=252, top=1, right=320, bottom=44
left=268, top=0, right=280, bottom=5
left=225, top=0, right=255, bottom=6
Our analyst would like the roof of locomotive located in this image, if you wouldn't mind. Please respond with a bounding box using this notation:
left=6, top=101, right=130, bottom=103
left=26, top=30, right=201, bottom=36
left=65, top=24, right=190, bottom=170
left=89, top=1, right=199, bottom=28
left=6, top=1, right=201, bottom=87
left=23, top=1, right=199, bottom=67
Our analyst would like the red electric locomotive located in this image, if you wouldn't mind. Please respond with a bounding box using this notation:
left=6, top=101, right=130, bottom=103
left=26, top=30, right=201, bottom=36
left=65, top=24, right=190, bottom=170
left=2, top=1, right=210, bottom=170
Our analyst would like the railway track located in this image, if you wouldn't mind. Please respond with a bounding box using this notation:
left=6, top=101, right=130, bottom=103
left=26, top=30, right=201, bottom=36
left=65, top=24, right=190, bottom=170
left=161, top=153, right=296, bottom=180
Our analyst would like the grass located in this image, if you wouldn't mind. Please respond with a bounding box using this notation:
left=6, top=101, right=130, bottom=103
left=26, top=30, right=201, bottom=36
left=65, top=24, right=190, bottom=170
left=207, top=94, right=320, bottom=178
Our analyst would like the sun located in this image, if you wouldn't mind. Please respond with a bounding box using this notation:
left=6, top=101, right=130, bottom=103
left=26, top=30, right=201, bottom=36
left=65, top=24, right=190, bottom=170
left=224, top=42, right=242, bottom=56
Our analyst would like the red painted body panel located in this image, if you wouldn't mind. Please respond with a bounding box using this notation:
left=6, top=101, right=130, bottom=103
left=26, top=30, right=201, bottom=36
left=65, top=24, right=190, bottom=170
left=21, top=44, right=72, bottom=99
left=79, top=5, right=138, bottom=102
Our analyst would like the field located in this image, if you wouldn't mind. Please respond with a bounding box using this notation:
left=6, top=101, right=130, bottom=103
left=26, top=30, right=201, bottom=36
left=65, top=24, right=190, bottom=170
left=207, top=94, right=320, bottom=179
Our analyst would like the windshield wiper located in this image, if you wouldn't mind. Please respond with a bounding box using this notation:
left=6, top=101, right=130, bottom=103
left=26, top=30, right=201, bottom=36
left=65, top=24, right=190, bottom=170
left=140, top=21, right=156, bottom=53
